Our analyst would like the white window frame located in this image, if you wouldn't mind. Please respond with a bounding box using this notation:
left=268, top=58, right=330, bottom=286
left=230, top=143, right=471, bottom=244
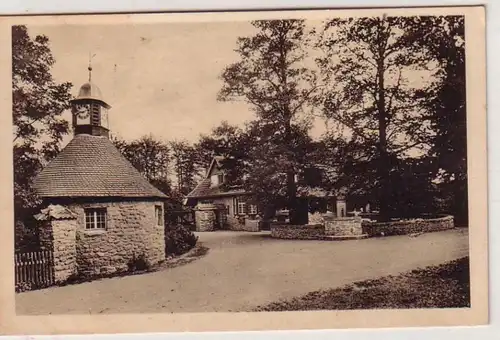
left=155, top=205, right=164, bottom=226
left=84, top=208, right=107, bottom=230
left=237, top=201, right=246, bottom=215
left=249, top=204, right=257, bottom=215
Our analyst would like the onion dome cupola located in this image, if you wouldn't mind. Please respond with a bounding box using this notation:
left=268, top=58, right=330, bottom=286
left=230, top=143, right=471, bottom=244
left=70, top=64, right=112, bottom=138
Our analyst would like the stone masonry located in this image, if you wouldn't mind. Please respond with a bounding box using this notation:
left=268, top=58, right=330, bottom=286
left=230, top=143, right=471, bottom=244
left=194, top=203, right=216, bottom=231
left=36, top=206, right=78, bottom=283
left=362, top=215, right=455, bottom=237
left=270, top=224, right=325, bottom=240
left=323, top=216, right=366, bottom=239
left=70, top=200, right=166, bottom=277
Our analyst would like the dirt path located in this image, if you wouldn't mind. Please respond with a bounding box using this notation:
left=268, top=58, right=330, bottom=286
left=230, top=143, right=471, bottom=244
left=16, top=228, right=469, bottom=314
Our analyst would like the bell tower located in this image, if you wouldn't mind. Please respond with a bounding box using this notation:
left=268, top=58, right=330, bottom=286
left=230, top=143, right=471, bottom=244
left=70, top=59, right=111, bottom=138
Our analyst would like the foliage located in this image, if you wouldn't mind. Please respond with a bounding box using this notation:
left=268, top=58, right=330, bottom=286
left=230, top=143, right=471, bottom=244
left=244, top=120, right=316, bottom=215
left=170, top=140, right=198, bottom=195
left=194, top=121, right=252, bottom=190
left=165, top=224, right=199, bottom=256
left=15, top=281, right=34, bottom=293
left=127, top=253, right=152, bottom=272
left=218, top=20, right=319, bottom=224
left=195, top=121, right=244, bottom=169
left=409, top=16, right=467, bottom=225
left=12, top=25, right=72, bottom=238
left=111, top=134, right=172, bottom=195
left=255, top=256, right=470, bottom=311
left=385, top=156, right=437, bottom=217
left=316, top=16, right=462, bottom=220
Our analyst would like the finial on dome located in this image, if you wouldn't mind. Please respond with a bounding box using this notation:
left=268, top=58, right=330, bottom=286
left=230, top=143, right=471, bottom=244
left=88, top=52, right=96, bottom=82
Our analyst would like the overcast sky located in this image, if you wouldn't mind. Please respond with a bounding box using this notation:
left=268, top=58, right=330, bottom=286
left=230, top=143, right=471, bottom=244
left=28, top=21, right=328, bottom=147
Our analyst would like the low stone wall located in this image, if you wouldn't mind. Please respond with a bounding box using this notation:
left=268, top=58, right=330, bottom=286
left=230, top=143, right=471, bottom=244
left=228, top=217, right=260, bottom=232
left=362, top=215, right=455, bottom=237
left=324, top=216, right=364, bottom=237
left=244, top=219, right=260, bottom=232
left=270, top=224, right=325, bottom=240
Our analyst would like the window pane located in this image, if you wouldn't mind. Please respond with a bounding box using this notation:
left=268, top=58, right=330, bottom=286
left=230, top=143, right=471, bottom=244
left=84, top=208, right=106, bottom=230
left=155, top=206, right=163, bottom=226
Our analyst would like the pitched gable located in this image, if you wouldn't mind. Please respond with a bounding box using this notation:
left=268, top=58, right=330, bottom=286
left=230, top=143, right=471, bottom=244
left=186, top=156, right=246, bottom=199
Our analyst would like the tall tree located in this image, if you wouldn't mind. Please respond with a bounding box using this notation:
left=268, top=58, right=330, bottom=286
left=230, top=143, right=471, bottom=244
left=218, top=19, right=319, bottom=224
left=112, top=134, right=172, bottom=195
left=12, top=25, right=72, bottom=226
left=317, top=16, right=436, bottom=220
left=244, top=119, right=316, bottom=216
left=170, top=140, right=198, bottom=195
left=410, top=16, right=467, bottom=224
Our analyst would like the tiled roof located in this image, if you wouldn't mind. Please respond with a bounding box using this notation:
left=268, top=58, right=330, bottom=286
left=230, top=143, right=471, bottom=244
left=33, top=134, right=167, bottom=198
left=186, top=178, right=246, bottom=198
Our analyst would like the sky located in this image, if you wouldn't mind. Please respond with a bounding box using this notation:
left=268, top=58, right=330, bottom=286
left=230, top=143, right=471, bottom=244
left=28, top=21, right=329, bottom=147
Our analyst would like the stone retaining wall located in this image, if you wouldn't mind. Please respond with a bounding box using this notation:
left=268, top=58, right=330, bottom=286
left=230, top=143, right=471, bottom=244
left=226, top=215, right=247, bottom=231
left=270, top=224, right=325, bottom=240
left=362, top=215, right=455, bottom=237
left=228, top=218, right=260, bottom=232
left=324, top=216, right=364, bottom=237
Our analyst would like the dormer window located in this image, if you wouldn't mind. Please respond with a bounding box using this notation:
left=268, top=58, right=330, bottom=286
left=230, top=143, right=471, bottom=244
left=218, top=174, right=224, bottom=185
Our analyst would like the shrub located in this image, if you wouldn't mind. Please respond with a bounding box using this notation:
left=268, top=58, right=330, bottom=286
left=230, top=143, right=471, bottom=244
left=15, top=281, right=33, bottom=293
left=165, top=225, right=198, bottom=256
left=127, top=253, right=151, bottom=272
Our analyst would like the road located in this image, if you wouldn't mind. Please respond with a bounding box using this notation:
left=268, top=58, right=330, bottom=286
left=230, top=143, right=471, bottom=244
left=16, top=228, right=469, bottom=314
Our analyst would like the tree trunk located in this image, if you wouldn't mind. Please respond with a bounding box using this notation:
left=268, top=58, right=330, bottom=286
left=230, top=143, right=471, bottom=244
left=376, top=50, right=390, bottom=222
left=286, top=171, right=299, bottom=223
left=284, top=115, right=302, bottom=225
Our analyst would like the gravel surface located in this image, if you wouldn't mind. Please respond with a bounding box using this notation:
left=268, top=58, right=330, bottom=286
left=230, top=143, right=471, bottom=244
left=16, top=228, right=469, bottom=315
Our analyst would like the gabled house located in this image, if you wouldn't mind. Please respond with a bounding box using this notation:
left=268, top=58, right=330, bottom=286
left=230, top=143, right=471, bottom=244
left=185, top=156, right=361, bottom=231
left=185, top=156, right=259, bottom=231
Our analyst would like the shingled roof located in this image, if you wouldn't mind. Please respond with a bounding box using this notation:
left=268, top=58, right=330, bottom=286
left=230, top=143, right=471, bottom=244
left=186, top=178, right=246, bottom=198
left=33, top=134, right=167, bottom=199
left=186, top=155, right=247, bottom=199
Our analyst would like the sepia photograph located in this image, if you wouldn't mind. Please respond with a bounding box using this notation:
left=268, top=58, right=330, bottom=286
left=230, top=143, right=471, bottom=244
left=0, top=5, right=488, bottom=335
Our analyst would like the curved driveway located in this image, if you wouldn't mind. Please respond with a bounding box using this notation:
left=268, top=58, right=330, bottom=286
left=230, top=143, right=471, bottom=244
left=16, top=228, right=469, bottom=314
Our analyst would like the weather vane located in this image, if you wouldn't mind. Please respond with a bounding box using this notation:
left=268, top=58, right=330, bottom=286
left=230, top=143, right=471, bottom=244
left=88, top=52, right=96, bottom=82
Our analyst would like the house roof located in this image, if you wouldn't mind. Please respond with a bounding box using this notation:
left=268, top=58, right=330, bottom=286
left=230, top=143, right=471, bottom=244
left=204, top=155, right=225, bottom=177
left=33, top=134, right=167, bottom=199
left=186, top=178, right=246, bottom=198
left=186, top=155, right=345, bottom=200
left=187, top=155, right=246, bottom=199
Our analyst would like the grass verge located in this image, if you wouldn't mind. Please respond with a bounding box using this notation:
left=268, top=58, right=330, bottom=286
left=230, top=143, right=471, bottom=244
left=255, top=257, right=470, bottom=311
